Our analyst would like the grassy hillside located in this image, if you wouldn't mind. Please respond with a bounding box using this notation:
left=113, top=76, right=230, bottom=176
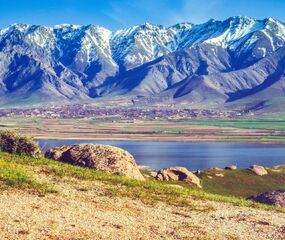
left=200, top=168, right=285, bottom=197
left=0, top=151, right=284, bottom=213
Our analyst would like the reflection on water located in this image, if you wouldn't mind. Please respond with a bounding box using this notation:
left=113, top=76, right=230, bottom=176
left=38, top=140, right=285, bottom=171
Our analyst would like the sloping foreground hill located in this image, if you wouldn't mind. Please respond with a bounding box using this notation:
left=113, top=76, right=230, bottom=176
left=0, top=152, right=284, bottom=239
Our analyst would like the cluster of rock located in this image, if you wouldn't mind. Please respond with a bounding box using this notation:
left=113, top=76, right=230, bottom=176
left=223, top=164, right=284, bottom=207
left=45, top=144, right=145, bottom=180
left=45, top=144, right=202, bottom=187
left=224, top=165, right=269, bottom=176
left=45, top=143, right=283, bottom=208
left=44, top=143, right=271, bottom=187
left=155, top=167, right=202, bottom=188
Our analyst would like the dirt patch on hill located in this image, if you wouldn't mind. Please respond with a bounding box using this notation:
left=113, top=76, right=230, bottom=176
left=0, top=178, right=284, bottom=240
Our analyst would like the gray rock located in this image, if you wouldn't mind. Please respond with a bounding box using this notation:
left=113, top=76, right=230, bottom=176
left=248, top=190, right=285, bottom=207
left=248, top=165, right=268, bottom=176
left=225, top=165, right=237, bottom=170
left=156, top=167, right=201, bottom=188
left=45, top=144, right=145, bottom=180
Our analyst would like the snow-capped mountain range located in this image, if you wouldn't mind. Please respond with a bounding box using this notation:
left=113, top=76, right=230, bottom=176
left=1, top=16, right=285, bottom=109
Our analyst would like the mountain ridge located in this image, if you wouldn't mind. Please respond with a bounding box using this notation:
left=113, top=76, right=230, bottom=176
left=0, top=16, right=285, bottom=110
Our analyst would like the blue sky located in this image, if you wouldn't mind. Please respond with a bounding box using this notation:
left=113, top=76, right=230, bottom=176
left=0, top=0, right=285, bottom=29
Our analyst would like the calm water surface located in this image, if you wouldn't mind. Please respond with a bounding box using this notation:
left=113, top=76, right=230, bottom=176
left=38, top=140, right=285, bottom=171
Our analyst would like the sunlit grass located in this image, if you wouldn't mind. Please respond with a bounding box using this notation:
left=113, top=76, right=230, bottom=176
left=200, top=168, right=285, bottom=197
left=0, top=158, right=56, bottom=194
left=0, top=151, right=284, bottom=212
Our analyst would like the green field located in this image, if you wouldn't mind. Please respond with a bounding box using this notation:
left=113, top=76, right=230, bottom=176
left=189, top=113, right=285, bottom=131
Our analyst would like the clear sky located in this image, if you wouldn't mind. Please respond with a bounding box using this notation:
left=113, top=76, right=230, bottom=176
left=0, top=0, right=285, bottom=30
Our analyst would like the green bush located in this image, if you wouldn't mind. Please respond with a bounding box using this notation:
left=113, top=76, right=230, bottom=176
left=0, top=130, right=41, bottom=157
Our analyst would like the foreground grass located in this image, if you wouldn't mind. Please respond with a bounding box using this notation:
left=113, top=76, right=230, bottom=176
left=0, top=151, right=284, bottom=213
left=0, top=158, right=56, bottom=194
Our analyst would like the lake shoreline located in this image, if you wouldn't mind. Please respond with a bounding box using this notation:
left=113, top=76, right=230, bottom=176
left=38, top=139, right=285, bottom=171
left=35, top=136, right=285, bottom=145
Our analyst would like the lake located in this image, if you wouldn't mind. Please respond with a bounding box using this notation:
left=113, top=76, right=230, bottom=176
left=38, top=140, right=285, bottom=171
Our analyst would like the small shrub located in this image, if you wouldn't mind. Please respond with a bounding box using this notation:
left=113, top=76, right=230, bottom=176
left=0, top=130, right=41, bottom=157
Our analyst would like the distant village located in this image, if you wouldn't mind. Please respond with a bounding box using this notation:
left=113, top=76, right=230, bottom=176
left=0, top=104, right=253, bottom=120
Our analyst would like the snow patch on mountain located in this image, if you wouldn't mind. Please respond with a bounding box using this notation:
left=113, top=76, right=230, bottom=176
left=206, top=17, right=265, bottom=48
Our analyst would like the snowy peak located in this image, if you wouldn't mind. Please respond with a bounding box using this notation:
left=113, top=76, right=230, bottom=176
left=180, top=17, right=257, bottom=47
left=262, top=18, right=285, bottom=48
left=110, top=22, right=184, bottom=69
left=1, top=16, right=284, bottom=69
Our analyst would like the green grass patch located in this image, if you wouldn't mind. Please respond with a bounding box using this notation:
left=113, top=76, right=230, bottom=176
left=0, top=152, right=206, bottom=209
left=200, top=168, right=285, bottom=198
left=0, top=158, right=56, bottom=194
left=153, top=127, right=185, bottom=134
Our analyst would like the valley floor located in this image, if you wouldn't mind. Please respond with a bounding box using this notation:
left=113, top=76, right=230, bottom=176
left=2, top=117, right=285, bottom=143
left=1, top=180, right=285, bottom=240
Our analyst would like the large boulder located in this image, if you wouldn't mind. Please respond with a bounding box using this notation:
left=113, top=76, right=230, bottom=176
left=248, top=191, right=285, bottom=207
left=248, top=165, right=268, bottom=176
left=45, top=144, right=144, bottom=180
left=156, top=167, right=202, bottom=188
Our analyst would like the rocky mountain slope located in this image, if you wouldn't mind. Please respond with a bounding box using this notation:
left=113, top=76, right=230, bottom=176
left=1, top=16, right=285, bottom=109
